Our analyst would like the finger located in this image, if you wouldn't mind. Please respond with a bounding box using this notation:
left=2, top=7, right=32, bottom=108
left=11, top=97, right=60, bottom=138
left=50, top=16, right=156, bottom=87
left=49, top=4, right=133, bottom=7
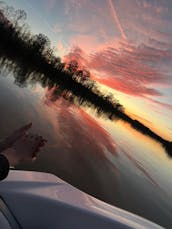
left=10, top=123, right=32, bottom=142
left=16, top=123, right=32, bottom=134
left=27, top=134, right=37, bottom=139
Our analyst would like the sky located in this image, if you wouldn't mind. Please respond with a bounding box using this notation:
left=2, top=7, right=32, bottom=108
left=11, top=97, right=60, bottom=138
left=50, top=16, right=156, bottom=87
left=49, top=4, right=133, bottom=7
left=3, top=0, right=172, bottom=140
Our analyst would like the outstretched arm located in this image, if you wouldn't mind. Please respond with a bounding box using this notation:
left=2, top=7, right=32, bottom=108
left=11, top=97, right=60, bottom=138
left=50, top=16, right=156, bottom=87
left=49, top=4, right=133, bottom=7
left=0, top=124, right=46, bottom=180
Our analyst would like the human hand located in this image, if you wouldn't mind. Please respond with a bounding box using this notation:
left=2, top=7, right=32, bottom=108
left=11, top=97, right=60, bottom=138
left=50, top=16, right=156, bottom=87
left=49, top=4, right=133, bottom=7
left=2, top=133, right=47, bottom=166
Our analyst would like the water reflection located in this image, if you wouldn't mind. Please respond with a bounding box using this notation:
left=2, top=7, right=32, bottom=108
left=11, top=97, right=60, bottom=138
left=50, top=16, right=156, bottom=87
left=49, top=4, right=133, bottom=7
left=1, top=74, right=172, bottom=228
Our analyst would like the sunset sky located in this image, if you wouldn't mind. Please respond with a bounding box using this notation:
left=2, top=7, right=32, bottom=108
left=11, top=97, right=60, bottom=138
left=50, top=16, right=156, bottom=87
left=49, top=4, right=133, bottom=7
left=4, top=0, right=172, bottom=140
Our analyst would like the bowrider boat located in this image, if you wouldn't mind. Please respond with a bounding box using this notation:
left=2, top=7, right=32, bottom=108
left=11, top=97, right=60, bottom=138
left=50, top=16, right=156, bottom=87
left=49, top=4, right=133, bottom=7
left=0, top=170, right=163, bottom=229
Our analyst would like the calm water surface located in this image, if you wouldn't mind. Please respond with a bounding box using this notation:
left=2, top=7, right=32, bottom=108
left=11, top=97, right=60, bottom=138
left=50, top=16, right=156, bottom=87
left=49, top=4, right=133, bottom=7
left=0, top=74, right=172, bottom=228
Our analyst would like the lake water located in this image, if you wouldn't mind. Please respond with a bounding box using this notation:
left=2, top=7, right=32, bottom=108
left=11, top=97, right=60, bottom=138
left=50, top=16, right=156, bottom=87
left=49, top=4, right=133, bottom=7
left=0, top=73, right=172, bottom=228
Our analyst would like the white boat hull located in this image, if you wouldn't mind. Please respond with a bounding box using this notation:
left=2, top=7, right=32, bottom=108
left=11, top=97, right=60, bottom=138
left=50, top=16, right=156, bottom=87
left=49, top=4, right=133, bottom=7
left=0, top=170, right=163, bottom=229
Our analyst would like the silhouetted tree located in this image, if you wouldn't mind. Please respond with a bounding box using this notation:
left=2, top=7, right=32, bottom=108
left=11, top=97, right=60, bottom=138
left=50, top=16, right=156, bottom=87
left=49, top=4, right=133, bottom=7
left=32, top=34, right=50, bottom=55
left=67, top=60, right=78, bottom=74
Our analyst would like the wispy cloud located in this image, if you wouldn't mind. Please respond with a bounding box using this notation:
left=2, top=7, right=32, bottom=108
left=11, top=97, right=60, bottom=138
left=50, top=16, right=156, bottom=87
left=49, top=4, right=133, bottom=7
left=107, top=0, right=127, bottom=40
left=65, top=40, right=172, bottom=97
left=90, top=42, right=171, bottom=86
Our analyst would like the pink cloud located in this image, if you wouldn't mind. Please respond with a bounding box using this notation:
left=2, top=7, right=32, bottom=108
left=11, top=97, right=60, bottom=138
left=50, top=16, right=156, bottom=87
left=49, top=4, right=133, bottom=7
left=65, top=40, right=172, bottom=97
left=89, top=42, right=171, bottom=78
left=88, top=41, right=172, bottom=95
